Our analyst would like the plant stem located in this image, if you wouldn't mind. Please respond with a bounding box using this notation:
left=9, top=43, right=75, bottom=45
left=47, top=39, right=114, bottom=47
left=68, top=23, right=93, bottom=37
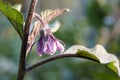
left=34, top=12, right=46, bottom=26
left=26, top=53, right=99, bottom=72
left=17, top=0, right=37, bottom=80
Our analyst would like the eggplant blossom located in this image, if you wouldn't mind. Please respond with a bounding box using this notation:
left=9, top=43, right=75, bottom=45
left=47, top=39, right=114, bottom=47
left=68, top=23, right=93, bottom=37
left=37, top=27, right=65, bottom=56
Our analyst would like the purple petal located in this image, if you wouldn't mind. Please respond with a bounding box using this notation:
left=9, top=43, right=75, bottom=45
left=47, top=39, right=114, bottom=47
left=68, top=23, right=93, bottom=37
left=56, top=40, right=65, bottom=52
left=36, top=36, right=46, bottom=56
left=45, top=36, right=57, bottom=55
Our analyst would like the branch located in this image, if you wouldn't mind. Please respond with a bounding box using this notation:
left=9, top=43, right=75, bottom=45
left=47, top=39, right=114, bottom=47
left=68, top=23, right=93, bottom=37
left=17, top=0, right=37, bottom=80
left=26, top=53, right=99, bottom=72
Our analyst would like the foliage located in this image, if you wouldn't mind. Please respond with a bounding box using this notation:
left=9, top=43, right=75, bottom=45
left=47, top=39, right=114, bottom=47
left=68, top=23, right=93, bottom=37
left=0, top=0, right=24, bottom=38
left=0, top=0, right=120, bottom=80
left=64, top=44, right=120, bottom=76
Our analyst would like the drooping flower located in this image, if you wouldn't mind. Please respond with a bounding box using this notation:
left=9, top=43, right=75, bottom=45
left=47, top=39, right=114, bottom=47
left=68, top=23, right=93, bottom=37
left=37, top=28, right=65, bottom=56
left=27, top=9, right=70, bottom=55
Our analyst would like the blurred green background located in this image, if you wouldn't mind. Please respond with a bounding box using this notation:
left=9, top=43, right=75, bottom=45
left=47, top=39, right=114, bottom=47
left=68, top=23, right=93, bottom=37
left=0, top=0, right=120, bottom=80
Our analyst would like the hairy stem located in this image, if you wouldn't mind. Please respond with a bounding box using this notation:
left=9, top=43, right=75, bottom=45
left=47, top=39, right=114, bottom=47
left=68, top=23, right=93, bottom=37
left=26, top=53, right=99, bottom=72
left=17, top=0, right=37, bottom=80
left=34, top=12, right=46, bottom=26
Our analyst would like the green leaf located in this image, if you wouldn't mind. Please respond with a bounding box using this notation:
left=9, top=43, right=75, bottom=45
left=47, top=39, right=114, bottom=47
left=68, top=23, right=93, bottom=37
left=0, top=0, right=24, bottom=38
left=64, top=44, right=120, bottom=76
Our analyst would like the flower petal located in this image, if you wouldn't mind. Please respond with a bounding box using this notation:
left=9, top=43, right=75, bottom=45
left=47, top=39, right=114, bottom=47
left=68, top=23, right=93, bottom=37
left=37, top=36, right=46, bottom=56
left=45, top=36, right=57, bottom=55
left=56, top=40, right=65, bottom=52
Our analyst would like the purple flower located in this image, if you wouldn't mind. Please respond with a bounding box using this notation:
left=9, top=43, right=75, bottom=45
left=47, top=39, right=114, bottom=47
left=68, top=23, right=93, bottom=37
left=37, top=28, right=65, bottom=56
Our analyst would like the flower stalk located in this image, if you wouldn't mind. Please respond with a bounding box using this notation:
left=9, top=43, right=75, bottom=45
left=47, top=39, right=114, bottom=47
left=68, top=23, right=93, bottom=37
left=17, top=0, right=37, bottom=80
left=26, top=53, right=99, bottom=72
